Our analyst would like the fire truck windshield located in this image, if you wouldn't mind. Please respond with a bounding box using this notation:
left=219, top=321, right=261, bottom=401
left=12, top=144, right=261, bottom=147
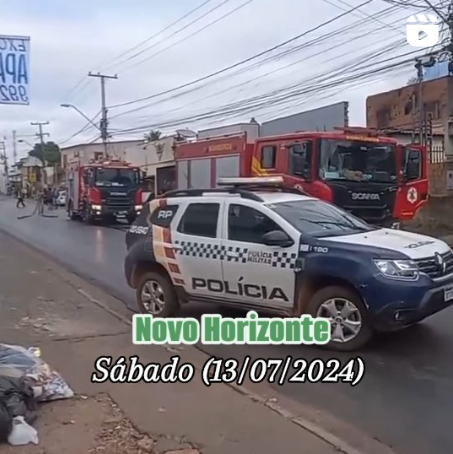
left=94, top=168, right=140, bottom=187
left=318, top=139, right=397, bottom=184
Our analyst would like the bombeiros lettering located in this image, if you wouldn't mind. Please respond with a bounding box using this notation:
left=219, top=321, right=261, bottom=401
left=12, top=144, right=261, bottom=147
left=192, top=277, right=289, bottom=302
left=351, top=192, right=380, bottom=201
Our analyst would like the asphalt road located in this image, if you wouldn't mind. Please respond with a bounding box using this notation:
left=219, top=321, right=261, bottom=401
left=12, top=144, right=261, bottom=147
left=1, top=198, right=452, bottom=454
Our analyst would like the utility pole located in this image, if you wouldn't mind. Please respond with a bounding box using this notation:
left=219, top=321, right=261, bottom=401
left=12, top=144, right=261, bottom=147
left=415, top=59, right=424, bottom=145
left=414, top=57, right=436, bottom=145
left=31, top=121, right=50, bottom=185
left=12, top=130, right=17, bottom=164
left=88, top=72, right=118, bottom=158
left=0, top=142, right=8, bottom=195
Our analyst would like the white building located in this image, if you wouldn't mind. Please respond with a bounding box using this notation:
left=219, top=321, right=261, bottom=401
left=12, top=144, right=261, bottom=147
left=123, top=136, right=176, bottom=194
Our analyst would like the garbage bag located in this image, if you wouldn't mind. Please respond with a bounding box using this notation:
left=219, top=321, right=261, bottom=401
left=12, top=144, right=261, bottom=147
left=0, top=401, right=12, bottom=443
left=8, top=416, right=39, bottom=446
left=0, top=344, right=73, bottom=402
left=0, top=376, right=38, bottom=424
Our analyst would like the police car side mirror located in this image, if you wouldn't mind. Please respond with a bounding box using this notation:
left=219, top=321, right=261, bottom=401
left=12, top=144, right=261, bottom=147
left=261, top=230, right=294, bottom=247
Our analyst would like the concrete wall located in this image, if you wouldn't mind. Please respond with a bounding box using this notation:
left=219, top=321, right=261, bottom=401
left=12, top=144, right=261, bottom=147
left=260, top=101, right=349, bottom=136
left=123, top=137, right=175, bottom=177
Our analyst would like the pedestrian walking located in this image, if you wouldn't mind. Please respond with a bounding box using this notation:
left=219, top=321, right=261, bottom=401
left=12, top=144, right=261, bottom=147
left=52, top=187, right=58, bottom=210
left=16, top=187, right=26, bottom=208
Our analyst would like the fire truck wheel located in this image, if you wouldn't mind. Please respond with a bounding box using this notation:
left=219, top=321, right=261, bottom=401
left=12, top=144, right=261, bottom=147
left=136, top=271, right=179, bottom=317
left=307, top=285, right=373, bottom=351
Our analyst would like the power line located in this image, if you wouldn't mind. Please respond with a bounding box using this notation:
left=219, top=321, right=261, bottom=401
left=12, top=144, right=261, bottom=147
left=108, top=0, right=374, bottom=110
left=122, top=0, right=256, bottom=74
left=110, top=0, right=439, bottom=123
left=61, top=1, right=217, bottom=105
left=111, top=0, right=234, bottom=73
left=103, top=0, right=216, bottom=70
left=110, top=45, right=429, bottom=136
left=111, top=5, right=406, bottom=123
left=59, top=111, right=101, bottom=146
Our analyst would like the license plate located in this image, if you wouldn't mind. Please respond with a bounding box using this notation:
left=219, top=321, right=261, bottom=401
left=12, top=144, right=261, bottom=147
left=444, top=286, right=453, bottom=302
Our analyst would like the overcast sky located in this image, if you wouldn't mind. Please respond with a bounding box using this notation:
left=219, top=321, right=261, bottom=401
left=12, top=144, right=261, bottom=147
left=0, top=0, right=434, bottom=160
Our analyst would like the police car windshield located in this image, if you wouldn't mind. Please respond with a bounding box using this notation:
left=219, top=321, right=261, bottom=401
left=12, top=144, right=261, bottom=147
left=267, top=200, right=374, bottom=238
left=318, top=139, right=396, bottom=184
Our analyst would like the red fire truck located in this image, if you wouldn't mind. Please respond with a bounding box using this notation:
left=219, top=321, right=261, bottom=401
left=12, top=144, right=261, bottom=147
left=66, top=158, right=144, bottom=224
left=174, top=127, right=428, bottom=226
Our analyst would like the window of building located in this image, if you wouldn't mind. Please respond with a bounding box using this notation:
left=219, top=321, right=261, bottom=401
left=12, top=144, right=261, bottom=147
left=424, top=101, right=440, bottom=120
left=376, top=108, right=391, bottom=128
left=228, top=204, right=283, bottom=243
left=178, top=203, right=219, bottom=238
left=260, top=145, right=277, bottom=169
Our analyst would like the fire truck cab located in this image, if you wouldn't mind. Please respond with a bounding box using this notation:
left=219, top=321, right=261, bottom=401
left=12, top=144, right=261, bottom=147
left=175, top=127, right=428, bottom=226
left=66, top=158, right=144, bottom=224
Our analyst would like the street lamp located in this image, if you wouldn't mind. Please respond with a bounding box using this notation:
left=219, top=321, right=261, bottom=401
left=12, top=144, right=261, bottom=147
left=17, top=139, right=34, bottom=148
left=60, top=103, right=100, bottom=131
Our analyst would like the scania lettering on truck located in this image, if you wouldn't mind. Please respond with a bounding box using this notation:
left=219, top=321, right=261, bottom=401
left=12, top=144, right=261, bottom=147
left=66, top=158, right=144, bottom=224
left=174, top=127, right=428, bottom=227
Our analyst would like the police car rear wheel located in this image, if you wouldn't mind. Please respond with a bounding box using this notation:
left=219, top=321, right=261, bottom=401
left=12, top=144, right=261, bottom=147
left=136, top=271, right=179, bottom=317
left=308, top=286, right=372, bottom=351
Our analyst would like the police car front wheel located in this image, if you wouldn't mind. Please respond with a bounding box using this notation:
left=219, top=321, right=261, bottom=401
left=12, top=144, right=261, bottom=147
left=307, top=286, right=373, bottom=351
left=136, top=271, right=179, bottom=317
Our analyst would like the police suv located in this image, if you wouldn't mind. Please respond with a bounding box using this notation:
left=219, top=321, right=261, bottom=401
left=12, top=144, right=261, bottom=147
left=124, top=177, right=453, bottom=351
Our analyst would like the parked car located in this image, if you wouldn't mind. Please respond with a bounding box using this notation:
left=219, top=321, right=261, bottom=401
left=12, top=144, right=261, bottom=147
left=57, top=190, right=67, bottom=207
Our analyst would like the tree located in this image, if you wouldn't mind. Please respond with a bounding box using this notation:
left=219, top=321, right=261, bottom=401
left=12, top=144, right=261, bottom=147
left=28, top=141, right=61, bottom=165
left=144, top=130, right=162, bottom=142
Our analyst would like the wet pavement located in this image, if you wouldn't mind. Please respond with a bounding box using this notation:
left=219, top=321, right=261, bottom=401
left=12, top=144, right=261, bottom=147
left=1, top=199, right=452, bottom=454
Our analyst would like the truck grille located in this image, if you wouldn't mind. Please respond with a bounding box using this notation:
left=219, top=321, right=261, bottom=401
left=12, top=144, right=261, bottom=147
left=414, top=251, right=453, bottom=279
left=105, top=196, right=131, bottom=207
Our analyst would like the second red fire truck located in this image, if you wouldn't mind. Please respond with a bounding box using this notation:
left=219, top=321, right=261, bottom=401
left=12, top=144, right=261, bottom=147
left=66, top=157, right=144, bottom=224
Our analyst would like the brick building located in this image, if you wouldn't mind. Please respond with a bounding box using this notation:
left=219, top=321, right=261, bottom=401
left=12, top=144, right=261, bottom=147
left=366, top=76, right=453, bottom=152
left=366, top=76, right=453, bottom=196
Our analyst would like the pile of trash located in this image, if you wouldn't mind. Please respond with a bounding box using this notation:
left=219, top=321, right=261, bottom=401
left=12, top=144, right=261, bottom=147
left=0, top=343, right=73, bottom=446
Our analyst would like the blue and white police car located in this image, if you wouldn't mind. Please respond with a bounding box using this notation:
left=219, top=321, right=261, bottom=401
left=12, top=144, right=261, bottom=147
left=124, top=177, right=453, bottom=350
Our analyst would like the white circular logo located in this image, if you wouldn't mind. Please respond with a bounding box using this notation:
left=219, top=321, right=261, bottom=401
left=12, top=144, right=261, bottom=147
left=407, top=187, right=418, bottom=204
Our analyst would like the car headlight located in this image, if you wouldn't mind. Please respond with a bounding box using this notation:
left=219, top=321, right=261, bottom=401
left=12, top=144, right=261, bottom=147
left=92, top=204, right=102, bottom=210
left=374, top=259, right=419, bottom=281
left=135, top=205, right=143, bottom=211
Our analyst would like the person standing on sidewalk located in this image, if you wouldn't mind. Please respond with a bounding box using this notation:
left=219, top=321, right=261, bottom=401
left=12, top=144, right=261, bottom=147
left=16, top=187, right=26, bottom=208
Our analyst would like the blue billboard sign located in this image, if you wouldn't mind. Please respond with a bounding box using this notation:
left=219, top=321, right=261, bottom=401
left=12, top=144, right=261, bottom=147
left=0, top=35, right=30, bottom=105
